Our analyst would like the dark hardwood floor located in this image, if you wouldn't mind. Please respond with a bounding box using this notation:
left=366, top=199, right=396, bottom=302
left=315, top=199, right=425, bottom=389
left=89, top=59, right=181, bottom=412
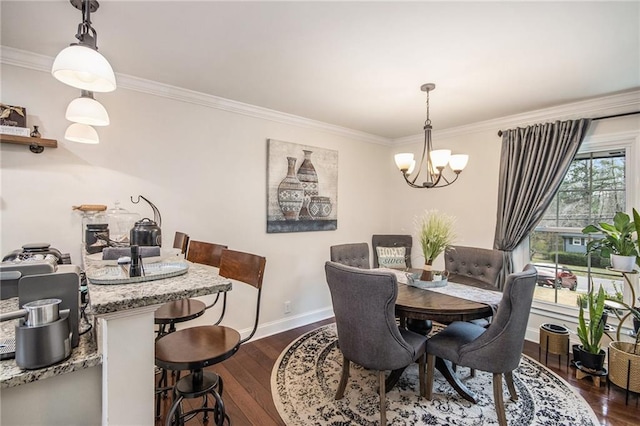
left=156, top=318, right=639, bottom=425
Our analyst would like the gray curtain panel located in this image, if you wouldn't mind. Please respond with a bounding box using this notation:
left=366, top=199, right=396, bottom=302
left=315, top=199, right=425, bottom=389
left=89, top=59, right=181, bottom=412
left=493, top=118, right=591, bottom=289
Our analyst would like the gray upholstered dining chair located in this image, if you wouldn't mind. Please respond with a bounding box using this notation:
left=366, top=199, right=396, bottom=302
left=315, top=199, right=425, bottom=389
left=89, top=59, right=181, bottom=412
left=425, top=264, right=537, bottom=426
left=444, top=245, right=504, bottom=288
left=325, top=261, right=427, bottom=425
left=372, top=234, right=413, bottom=269
left=330, top=243, right=370, bottom=269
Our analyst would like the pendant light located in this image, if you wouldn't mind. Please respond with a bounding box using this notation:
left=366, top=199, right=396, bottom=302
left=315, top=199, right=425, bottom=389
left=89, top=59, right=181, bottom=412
left=65, top=90, right=110, bottom=126
left=394, top=83, right=469, bottom=188
left=51, top=0, right=116, bottom=93
left=65, top=123, right=99, bottom=144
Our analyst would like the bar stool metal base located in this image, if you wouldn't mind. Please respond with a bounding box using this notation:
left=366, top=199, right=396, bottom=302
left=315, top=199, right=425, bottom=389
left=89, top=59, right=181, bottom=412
left=165, top=369, right=229, bottom=426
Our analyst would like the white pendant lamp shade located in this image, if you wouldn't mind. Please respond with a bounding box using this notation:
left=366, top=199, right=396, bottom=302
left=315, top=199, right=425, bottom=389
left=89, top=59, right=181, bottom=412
left=65, top=95, right=110, bottom=126
left=52, top=45, right=116, bottom=93
left=65, top=123, right=99, bottom=144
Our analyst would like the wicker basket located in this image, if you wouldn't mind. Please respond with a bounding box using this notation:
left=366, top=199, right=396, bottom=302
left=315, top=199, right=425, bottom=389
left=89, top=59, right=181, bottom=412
left=608, top=341, right=640, bottom=393
left=539, top=324, right=569, bottom=356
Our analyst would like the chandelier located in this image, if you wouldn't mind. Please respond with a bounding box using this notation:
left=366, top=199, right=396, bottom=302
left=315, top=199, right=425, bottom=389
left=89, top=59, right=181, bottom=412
left=394, top=83, right=468, bottom=188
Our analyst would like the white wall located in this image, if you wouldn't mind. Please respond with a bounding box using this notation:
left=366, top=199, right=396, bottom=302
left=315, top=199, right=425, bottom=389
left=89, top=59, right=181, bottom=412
left=2, top=58, right=639, bottom=341
left=0, top=63, right=393, bottom=337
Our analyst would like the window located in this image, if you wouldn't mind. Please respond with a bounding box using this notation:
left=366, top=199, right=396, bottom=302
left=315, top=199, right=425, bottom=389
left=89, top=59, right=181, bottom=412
left=529, top=149, right=627, bottom=306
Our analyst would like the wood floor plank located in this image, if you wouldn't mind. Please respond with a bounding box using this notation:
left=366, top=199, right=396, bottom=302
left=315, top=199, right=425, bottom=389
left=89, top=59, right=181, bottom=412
left=154, top=319, right=639, bottom=425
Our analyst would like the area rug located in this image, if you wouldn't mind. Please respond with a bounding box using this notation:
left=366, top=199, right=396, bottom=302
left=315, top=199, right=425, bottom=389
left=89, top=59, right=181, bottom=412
left=271, top=324, right=599, bottom=425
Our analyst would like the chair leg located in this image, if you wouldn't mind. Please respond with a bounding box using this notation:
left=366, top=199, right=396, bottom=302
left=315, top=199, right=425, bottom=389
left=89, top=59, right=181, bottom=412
left=426, top=354, right=435, bottom=400
left=418, top=353, right=426, bottom=397
left=335, top=355, right=350, bottom=400
left=492, top=373, right=507, bottom=426
left=379, top=370, right=387, bottom=426
left=505, top=370, right=518, bottom=401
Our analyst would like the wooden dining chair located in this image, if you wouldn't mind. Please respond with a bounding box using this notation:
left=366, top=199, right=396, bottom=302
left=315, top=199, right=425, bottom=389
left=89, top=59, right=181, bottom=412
left=155, top=249, right=266, bottom=425
left=425, top=265, right=537, bottom=426
left=325, top=261, right=427, bottom=425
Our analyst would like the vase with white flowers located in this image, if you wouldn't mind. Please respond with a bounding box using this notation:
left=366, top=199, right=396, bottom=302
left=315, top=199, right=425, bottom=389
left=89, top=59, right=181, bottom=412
left=416, top=209, right=457, bottom=281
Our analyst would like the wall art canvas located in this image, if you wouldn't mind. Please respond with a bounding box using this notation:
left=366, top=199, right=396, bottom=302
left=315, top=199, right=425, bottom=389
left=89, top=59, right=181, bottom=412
left=267, top=139, right=338, bottom=233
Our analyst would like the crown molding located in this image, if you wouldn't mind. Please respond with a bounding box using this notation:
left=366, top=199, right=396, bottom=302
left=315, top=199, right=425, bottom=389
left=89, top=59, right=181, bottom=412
left=0, top=46, right=390, bottom=145
left=3, top=46, right=638, bottom=148
left=393, top=89, right=640, bottom=146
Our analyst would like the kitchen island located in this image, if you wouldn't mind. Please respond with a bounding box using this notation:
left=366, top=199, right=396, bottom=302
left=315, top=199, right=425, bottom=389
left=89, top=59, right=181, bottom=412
left=0, top=257, right=231, bottom=426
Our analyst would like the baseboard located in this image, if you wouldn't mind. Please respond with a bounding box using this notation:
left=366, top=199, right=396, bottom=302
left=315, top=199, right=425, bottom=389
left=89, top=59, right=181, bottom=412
left=239, top=307, right=335, bottom=342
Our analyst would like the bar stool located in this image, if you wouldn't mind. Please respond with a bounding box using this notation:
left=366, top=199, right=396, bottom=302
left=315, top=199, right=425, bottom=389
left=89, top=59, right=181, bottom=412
left=155, top=239, right=228, bottom=336
left=155, top=238, right=228, bottom=419
left=155, top=249, right=266, bottom=426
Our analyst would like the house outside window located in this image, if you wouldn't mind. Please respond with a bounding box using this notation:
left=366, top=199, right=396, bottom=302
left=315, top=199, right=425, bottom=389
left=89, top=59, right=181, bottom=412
left=529, top=147, right=628, bottom=307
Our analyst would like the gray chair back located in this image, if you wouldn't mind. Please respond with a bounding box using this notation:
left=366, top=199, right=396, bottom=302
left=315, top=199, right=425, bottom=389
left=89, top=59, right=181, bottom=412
left=330, top=243, right=370, bottom=269
left=444, top=245, right=503, bottom=288
left=458, top=264, right=537, bottom=372
left=325, top=261, right=417, bottom=370
left=372, top=234, right=412, bottom=268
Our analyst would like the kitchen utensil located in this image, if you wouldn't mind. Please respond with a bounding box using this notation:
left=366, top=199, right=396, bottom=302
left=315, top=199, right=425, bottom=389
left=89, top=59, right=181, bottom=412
left=0, top=298, right=62, bottom=326
left=130, top=218, right=162, bottom=246
left=15, top=309, right=72, bottom=369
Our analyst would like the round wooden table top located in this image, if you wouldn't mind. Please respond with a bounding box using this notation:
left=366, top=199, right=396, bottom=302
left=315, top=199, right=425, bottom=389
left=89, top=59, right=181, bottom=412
left=395, top=283, right=494, bottom=323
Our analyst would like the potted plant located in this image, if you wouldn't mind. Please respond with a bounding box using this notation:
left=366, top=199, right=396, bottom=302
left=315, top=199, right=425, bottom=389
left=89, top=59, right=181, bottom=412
left=582, top=211, right=638, bottom=272
left=415, top=209, right=456, bottom=281
left=576, top=285, right=606, bottom=371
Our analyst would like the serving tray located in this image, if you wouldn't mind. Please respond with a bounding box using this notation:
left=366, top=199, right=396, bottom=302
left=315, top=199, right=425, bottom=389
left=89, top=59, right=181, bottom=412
left=407, top=277, right=448, bottom=289
left=86, top=261, right=189, bottom=285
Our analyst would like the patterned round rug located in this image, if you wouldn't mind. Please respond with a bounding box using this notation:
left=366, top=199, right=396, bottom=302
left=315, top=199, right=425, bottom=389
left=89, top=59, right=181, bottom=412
left=271, top=324, right=599, bottom=425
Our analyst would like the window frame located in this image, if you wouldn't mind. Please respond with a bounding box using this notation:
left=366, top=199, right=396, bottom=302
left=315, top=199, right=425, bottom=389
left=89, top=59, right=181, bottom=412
left=525, top=130, right=638, bottom=317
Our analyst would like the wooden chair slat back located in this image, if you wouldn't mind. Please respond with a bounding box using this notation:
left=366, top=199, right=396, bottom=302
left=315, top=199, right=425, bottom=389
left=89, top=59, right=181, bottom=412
left=219, top=249, right=266, bottom=290
left=186, top=240, right=228, bottom=268
left=173, top=232, right=190, bottom=255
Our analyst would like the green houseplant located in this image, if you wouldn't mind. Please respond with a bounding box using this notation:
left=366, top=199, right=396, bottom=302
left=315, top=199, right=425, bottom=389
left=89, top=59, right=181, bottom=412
left=582, top=211, right=638, bottom=272
left=576, top=285, right=607, bottom=371
left=415, top=209, right=456, bottom=281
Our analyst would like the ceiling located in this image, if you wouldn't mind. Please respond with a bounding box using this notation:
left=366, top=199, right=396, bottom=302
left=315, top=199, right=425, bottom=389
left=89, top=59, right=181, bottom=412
left=1, top=1, right=639, bottom=139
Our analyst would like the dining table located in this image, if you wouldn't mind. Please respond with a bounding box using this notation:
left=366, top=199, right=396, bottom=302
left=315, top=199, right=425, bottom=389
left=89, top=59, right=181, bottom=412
left=379, top=268, right=504, bottom=403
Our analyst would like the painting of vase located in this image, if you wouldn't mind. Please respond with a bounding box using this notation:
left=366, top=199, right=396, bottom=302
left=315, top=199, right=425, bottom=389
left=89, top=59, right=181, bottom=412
left=277, top=157, right=304, bottom=220
left=267, top=139, right=338, bottom=233
left=297, top=150, right=319, bottom=219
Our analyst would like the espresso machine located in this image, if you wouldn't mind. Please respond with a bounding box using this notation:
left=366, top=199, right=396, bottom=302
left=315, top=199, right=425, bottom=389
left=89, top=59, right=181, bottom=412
left=0, top=258, right=81, bottom=369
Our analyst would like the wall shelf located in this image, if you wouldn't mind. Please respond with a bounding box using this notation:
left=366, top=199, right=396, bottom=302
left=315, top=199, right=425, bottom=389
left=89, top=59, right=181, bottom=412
left=0, top=134, right=58, bottom=153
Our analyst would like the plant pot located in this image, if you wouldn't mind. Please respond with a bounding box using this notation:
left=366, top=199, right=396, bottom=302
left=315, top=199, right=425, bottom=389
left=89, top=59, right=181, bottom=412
left=578, top=346, right=606, bottom=372
left=572, top=344, right=582, bottom=364
left=610, top=254, right=637, bottom=272
left=609, top=341, right=640, bottom=392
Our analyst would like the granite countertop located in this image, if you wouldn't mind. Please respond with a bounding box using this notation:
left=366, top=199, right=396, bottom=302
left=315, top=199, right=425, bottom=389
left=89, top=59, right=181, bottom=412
left=86, top=258, right=232, bottom=315
left=0, top=298, right=101, bottom=389
left=1, top=253, right=231, bottom=388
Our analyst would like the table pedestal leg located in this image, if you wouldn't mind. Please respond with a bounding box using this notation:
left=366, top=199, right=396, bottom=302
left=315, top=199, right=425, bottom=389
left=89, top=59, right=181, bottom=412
left=436, top=357, right=477, bottom=403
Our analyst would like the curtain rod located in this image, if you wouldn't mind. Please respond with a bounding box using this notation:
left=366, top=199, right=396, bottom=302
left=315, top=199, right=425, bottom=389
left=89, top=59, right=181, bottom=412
left=496, top=110, right=640, bottom=137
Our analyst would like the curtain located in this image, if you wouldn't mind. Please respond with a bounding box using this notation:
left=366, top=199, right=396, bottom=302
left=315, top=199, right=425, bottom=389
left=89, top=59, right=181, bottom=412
left=493, top=118, right=591, bottom=289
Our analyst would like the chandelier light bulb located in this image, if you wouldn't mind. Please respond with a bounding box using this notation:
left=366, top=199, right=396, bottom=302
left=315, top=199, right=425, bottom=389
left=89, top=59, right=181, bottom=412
left=429, top=149, right=452, bottom=169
